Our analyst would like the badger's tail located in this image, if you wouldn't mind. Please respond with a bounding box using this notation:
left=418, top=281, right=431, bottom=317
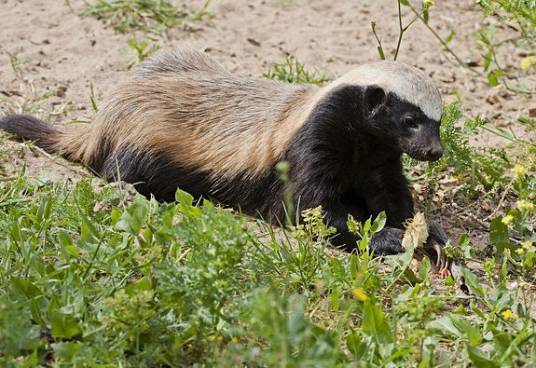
left=0, top=114, right=90, bottom=164
left=0, top=114, right=63, bottom=153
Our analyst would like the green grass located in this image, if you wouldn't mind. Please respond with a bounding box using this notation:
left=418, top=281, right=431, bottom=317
left=83, top=0, right=211, bottom=33
left=264, top=56, right=330, bottom=85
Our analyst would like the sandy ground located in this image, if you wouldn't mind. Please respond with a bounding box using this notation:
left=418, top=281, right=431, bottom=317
left=0, top=0, right=534, bottom=241
left=2, top=1, right=534, bottom=124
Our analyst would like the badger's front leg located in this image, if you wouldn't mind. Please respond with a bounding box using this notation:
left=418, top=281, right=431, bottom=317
left=322, top=203, right=405, bottom=255
left=358, top=159, right=415, bottom=255
left=293, top=173, right=408, bottom=254
left=375, top=159, right=415, bottom=228
left=290, top=155, right=409, bottom=255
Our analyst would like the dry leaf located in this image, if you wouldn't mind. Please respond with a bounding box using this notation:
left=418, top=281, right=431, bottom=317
left=402, top=212, right=429, bottom=249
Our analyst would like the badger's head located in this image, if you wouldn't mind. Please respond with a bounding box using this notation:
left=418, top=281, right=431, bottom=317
left=327, top=61, right=444, bottom=161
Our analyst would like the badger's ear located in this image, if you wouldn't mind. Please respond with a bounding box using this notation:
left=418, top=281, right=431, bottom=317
left=365, top=85, right=387, bottom=116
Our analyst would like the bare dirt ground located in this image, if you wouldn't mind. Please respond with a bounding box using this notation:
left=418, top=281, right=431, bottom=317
left=0, top=0, right=534, bottom=245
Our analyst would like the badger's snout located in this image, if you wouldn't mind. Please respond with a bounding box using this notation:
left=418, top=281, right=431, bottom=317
left=425, top=144, right=444, bottom=161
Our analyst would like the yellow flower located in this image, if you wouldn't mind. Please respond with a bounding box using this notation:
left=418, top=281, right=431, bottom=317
left=352, top=288, right=369, bottom=302
left=423, top=0, right=435, bottom=6
left=520, top=56, right=536, bottom=71
left=517, top=200, right=534, bottom=212
left=522, top=241, right=533, bottom=250
left=501, top=214, right=514, bottom=225
left=513, top=165, right=526, bottom=180
left=501, top=309, right=518, bottom=321
left=516, top=248, right=525, bottom=255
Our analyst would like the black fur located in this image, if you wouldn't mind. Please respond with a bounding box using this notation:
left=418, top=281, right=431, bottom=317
left=100, top=147, right=285, bottom=221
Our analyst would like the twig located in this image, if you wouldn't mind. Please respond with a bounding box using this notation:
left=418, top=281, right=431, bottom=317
left=370, top=21, right=386, bottom=60
left=480, top=125, right=535, bottom=146
left=394, top=0, right=404, bottom=60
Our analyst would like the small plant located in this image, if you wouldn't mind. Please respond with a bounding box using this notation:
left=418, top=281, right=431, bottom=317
left=127, top=37, right=160, bottom=69
left=263, top=56, right=329, bottom=85
left=84, top=0, right=211, bottom=33
left=490, top=164, right=536, bottom=274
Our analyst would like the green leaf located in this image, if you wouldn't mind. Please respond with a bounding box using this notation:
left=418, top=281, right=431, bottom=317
left=347, top=331, right=368, bottom=357
left=423, top=7, right=430, bottom=23
left=493, top=332, right=512, bottom=355
left=427, top=316, right=462, bottom=339
left=450, top=315, right=482, bottom=346
left=80, top=213, right=100, bottom=243
left=486, top=70, right=503, bottom=87
left=445, top=31, right=456, bottom=45
left=362, top=300, right=393, bottom=345
left=58, top=231, right=79, bottom=258
left=467, top=346, right=500, bottom=368
left=175, top=188, right=194, bottom=206
left=483, top=50, right=492, bottom=71
left=110, top=208, right=121, bottom=225
left=371, top=211, right=386, bottom=234
left=363, top=217, right=372, bottom=234
left=377, top=46, right=386, bottom=60
left=9, top=218, right=23, bottom=243
left=115, top=198, right=149, bottom=234
left=0, top=297, right=40, bottom=355
left=330, top=286, right=340, bottom=311
left=347, top=214, right=358, bottom=234
left=489, top=217, right=513, bottom=254
left=36, top=197, right=53, bottom=221
left=461, top=266, right=487, bottom=297
left=50, top=312, right=82, bottom=339
left=128, top=38, right=137, bottom=48
left=125, top=277, right=152, bottom=296
left=10, top=278, right=42, bottom=300
left=418, top=256, right=432, bottom=281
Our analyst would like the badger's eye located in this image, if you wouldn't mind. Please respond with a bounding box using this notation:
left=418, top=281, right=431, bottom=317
left=402, top=114, right=418, bottom=128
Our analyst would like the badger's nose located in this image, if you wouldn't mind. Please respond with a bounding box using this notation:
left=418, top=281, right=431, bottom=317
left=427, top=146, right=444, bottom=161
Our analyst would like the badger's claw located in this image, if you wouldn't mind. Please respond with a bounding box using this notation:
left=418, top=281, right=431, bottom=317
left=436, top=266, right=452, bottom=278
left=424, top=220, right=452, bottom=274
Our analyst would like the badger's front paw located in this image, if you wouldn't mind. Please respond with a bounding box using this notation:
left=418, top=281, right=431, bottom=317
left=370, top=227, right=405, bottom=255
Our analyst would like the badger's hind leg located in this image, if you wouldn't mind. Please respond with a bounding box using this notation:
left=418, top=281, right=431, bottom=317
left=100, top=148, right=211, bottom=202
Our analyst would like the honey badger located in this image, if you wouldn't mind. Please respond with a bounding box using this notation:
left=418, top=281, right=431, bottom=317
left=0, top=49, right=446, bottom=255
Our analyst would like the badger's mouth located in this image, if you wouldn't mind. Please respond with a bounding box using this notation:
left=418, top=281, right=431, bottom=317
left=401, top=141, right=444, bottom=162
